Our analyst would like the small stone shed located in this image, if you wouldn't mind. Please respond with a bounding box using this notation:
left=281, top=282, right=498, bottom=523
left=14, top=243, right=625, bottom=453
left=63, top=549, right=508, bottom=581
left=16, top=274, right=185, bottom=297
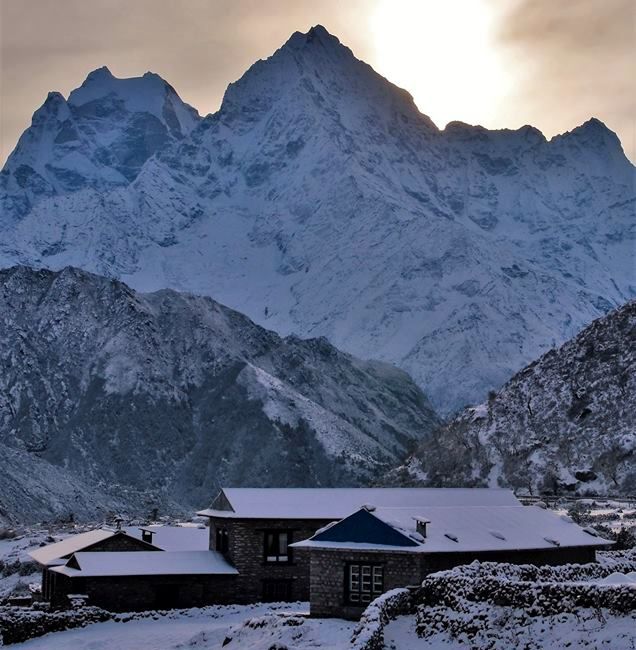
left=29, top=528, right=161, bottom=603
left=29, top=524, right=212, bottom=610
left=48, top=550, right=238, bottom=610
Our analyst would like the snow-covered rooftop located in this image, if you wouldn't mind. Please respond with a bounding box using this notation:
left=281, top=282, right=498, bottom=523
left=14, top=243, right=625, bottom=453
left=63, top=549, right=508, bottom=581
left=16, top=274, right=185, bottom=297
left=29, top=529, right=117, bottom=567
left=29, top=525, right=208, bottom=568
left=51, top=550, right=238, bottom=577
left=198, top=487, right=520, bottom=519
left=125, top=524, right=208, bottom=551
left=292, top=505, right=613, bottom=553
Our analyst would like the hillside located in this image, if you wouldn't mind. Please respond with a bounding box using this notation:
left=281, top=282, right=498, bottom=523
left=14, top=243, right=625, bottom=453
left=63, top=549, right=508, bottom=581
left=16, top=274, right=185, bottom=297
left=400, top=301, right=635, bottom=495
left=0, top=266, right=439, bottom=523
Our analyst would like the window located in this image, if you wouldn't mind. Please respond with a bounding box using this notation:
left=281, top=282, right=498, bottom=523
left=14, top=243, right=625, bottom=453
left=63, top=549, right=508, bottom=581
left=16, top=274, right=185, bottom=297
left=262, top=579, right=293, bottom=602
left=264, top=530, right=292, bottom=563
left=346, top=564, right=384, bottom=605
left=215, top=526, right=229, bottom=553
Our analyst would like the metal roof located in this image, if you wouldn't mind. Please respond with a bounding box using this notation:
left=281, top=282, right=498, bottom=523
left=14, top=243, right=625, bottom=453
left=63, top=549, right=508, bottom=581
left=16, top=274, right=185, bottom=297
left=292, top=505, right=613, bottom=554
left=197, top=487, right=520, bottom=519
left=29, top=529, right=116, bottom=567
left=50, top=550, right=238, bottom=577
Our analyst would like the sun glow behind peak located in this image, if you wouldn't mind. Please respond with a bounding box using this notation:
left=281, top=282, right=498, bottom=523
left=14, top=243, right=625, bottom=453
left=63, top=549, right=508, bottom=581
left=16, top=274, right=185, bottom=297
left=369, top=0, right=511, bottom=129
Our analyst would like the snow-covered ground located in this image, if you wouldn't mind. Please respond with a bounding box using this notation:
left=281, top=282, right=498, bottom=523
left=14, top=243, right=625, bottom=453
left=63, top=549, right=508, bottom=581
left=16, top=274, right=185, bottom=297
left=8, top=603, right=356, bottom=650
left=0, top=529, right=54, bottom=599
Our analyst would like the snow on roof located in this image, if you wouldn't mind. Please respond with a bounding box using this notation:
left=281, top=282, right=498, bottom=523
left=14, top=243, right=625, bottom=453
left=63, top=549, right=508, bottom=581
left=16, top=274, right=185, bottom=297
left=51, top=551, right=238, bottom=577
left=125, top=525, right=208, bottom=551
left=292, top=505, right=613, bottom=553
left=29, top=529, right=116, bottom=567
left=197, top=487, right=520, bottom=519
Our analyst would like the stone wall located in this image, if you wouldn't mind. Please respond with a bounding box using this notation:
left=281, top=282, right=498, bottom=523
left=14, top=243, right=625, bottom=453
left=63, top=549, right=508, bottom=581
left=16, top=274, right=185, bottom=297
left=307, top=545, right=599, bottom=619
left=416, top=554, right=636, bottom=640
left=420, top=546, right=597, bottom=574
left=309, top=548, right=421, bottom=619
left=350, top=588, right=415, bottom=650
left=209, top=517, right=330, bottom=603
left=51, top=573, right=238, bottom=611
left=0, top=605, right=110, bottom=645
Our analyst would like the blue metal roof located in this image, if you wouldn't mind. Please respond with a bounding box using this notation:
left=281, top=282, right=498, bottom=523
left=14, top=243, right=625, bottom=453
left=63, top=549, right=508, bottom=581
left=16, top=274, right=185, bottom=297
left=311, top=509, right=418, bottom=547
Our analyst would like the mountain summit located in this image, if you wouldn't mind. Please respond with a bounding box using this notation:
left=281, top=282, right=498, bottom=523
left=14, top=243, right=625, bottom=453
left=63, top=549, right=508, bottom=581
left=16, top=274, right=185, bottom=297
left=1, top=26, right=634, bottom=413
left=1, top=67, right=199, bottom=213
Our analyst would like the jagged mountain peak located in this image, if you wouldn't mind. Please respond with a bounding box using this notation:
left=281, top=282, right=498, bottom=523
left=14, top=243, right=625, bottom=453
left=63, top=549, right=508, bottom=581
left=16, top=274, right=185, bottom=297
left=83, top=64, right=115, bottom=81
left=1, top=65, right=201, bottom=207
left=550, top=117, right=627, bottom=160
left=68, top=66, right=199, bottom=124
left=31, top=91, right=70, bottom=124
left=284, top=24, right=350, bottom=57
left=218, top=24, right=432, bottom=132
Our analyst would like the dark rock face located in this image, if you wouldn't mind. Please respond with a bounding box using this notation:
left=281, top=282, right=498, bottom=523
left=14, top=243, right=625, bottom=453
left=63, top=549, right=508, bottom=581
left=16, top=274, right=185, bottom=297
left=0, top=266, right=439, bottom=524
left=399, top=301, right=635, bottom=496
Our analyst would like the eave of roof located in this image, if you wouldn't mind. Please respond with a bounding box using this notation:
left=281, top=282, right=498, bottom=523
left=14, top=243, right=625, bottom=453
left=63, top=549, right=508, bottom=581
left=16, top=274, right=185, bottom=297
left=291, top=538, right=613, bottom=554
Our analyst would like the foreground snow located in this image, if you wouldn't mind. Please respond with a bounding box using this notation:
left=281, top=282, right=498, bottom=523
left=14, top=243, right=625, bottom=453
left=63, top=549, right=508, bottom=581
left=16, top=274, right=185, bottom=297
left=9, top=603, right=356, bottom=649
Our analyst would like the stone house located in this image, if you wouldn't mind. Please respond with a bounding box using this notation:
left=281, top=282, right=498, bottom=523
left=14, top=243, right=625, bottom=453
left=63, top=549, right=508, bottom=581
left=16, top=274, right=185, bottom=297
left=30, top=524, right=211, bottom=609
left=194, top=487, right=522, bottom=604
left=291, top=503, right=612, bottom=619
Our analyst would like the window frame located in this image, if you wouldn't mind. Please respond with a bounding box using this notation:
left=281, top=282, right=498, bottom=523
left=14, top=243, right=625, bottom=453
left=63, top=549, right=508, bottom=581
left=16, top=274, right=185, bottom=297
left=344, top=562, right=384, bottom=605
left=215, top=525, right=229, bottom=554
left=263, top=529, right=293, bottom=564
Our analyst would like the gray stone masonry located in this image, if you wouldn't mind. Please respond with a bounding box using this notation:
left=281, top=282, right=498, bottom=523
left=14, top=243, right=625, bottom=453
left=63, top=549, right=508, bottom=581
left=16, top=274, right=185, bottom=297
left=209, top=516, right=331, bottom=602
left=309, top=545, right=599, bottom=619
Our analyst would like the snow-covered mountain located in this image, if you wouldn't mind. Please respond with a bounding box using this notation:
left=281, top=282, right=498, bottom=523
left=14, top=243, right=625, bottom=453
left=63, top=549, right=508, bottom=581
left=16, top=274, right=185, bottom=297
left=1, top=26, right=634, bottom=413
left=398, top=301, right=635, bottom=496
left=0, top=265, right=438, bottom=523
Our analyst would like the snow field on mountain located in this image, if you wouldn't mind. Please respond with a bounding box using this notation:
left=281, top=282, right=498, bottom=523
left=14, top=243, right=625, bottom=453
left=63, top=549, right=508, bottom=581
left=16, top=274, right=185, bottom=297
left=2, top=27, right=633, bottom=414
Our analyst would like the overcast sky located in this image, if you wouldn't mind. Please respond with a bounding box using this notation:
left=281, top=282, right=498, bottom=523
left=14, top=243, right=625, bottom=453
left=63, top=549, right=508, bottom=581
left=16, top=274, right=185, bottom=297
left=1, top=0, right=634, bottom=163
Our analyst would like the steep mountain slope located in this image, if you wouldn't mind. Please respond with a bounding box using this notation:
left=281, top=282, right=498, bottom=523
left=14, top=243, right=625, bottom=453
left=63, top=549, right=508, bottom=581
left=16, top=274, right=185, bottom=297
left=1, top=26, right=634, bottom=413
left=399, top=301, right=635, bottom=496
left=0, top=442, right=153, bottom=526
left=0, top=265, right=438, bottom=523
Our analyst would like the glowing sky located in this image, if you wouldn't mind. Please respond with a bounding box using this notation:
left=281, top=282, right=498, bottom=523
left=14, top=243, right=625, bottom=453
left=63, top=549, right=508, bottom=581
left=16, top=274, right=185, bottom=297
left=1, top=0, right=634, bottom=163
